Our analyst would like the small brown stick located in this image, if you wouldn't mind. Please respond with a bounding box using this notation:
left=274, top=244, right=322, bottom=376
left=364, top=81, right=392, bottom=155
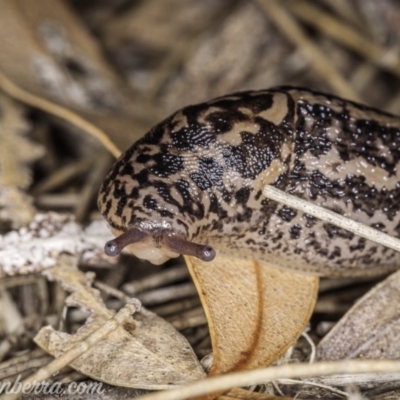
left=169, top=307, right=207, bottom=330
left=171, top=314, right=208, bottom=331
left=318, top=0, right=363, bottom=29
left=0, top=350, right=51, bottom=380
left=134, top=359, right=400, bottom=400
left=32, top=157, right=95, bottom=196
left=263, top=185, right=400, bottom=254
left=0, top=299, right=141, bottom=400
left=255, top=0, right=361, bottom=102
left=277, top=378, right=349, bottom=398
left=122, top=265, right=189, bottom=295
left=152, top=296, right=201, bottom=317
left=35, top=193, right=80, bottom=209
left=0, top=70, right=121, bottom=158
left=74, top=152, right=113, bottom=222
left=289, top=0, right=400, bottom=78
left=137, top=283, right=198, bottom=306
left=0, top=317, right=37, bottom=362
left=94, top=280, right=131, bottom=303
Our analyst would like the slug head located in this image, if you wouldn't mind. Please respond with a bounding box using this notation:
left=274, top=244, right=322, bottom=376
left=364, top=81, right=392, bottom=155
left=98, top=89, right=292, bottom=264
left=97, top=111, right=221, bottom=264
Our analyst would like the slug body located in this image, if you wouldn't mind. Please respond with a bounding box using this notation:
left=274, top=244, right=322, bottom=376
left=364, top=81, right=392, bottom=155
left=98, top=87, right=400, bottom=277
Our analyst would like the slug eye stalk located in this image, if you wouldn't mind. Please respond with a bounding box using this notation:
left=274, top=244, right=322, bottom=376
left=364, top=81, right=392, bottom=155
left=104, top=228, right=216, bottom=262
left=163, top=235, right=216, bottom=262
left=104, top=228, right=149, bottom=256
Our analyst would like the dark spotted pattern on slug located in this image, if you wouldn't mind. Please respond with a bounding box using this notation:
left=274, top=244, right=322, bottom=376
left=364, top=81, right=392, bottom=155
left=98, top=87, right=400, bottom=276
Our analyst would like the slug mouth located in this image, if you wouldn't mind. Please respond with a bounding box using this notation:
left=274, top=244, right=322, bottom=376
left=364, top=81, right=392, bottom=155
left=104, top=226, right=216, bottom=264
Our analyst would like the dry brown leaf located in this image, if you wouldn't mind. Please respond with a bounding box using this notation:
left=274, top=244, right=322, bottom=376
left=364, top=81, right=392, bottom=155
left=218, top=387, right=293, bottom=399
left=35, top=255, right=206, bottom=389
left=316, top=269, right=400, bottom=361
left=0, top=0, right=151, bottom=154
left=185, top=257, right=318, bottom=383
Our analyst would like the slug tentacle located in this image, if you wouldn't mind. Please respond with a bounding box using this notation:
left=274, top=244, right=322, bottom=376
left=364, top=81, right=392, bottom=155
left=163, top=235, right=216, bottom=261
left=104, top=228, right=149, bottom=256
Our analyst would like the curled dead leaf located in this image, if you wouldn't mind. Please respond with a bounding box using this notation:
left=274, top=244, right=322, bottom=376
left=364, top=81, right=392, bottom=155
left=35, top=255, right=206, bottom=389
left=185, top=255, right=318, bottom=399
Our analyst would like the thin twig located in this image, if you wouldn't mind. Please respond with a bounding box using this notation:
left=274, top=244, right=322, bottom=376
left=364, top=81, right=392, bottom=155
left=262, top=185, right=400, bottom=254
left=0, top=299, right=141, bottom=400
left=255, top=0, right=361, bottom=102
left=289, top=0, right=400, bottom=78
left=122, top=265, right=189, bottom=295
left=277, top=378, right=349, bottom=398
left=301, top=331, right=316, bottom=364
left=32, top=156, right=95, bottom=196
left=94, top=280, right=131, bottom=303
left=137, top=283, right=197, bottom=306
left=74, top=152, right=112, bottom=222
left=0, top=70, right=121, bottom=158
left=134, top=359, right=400, bottom=400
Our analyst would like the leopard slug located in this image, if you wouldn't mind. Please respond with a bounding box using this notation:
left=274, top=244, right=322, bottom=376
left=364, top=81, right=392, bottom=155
left=98, top=87, right=400, bottom=277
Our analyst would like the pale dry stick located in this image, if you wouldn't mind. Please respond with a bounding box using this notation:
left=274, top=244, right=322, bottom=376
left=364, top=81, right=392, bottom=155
left=35, top=193, right=80, bottom=209
left=311, top=371, right=400, bottom=386
left=94, top=280, right=131, bottom=303
left=0, top=355, right=51, bottom=381
left=138, top=283, right=198, bottom=306
left=301, top=330, right=316, bottom=364
left=152, top=297, right=201, bottom=317
left=318, top=0, right=362, bottom=28
left=318, top=276, right=376, bottom=293
left=271, top=381, right=286, bottom=398
left=262, top=185, right=400, bottom=254
left=313, top=300, right=349, bottom=315
left=350, top=64, right=379, bottom=95
left=122, top=264, right=189, bottom=295
left=289, top=0, right=400, bottom=78
left=255, top=0, right=361, bottom=102
left=74, top=152, right=113, bottom=222
left=171, top=314, right=208, bottom=331
left=134, top=359, right=400, bottom=400
left=276, top=378, right=349, bottom=398
left=0, top=299, right=141, bottom=400
left=0, top=317, right=39, bottom=362
left=385, top=91, right=400, bottom=115
left=169, top=306, right=206, bottom=321
left=0, top=349, right=44, bottom=372
left=0, top=70, right=121, bottom=158
left=32, top=156, right=95, bottom=196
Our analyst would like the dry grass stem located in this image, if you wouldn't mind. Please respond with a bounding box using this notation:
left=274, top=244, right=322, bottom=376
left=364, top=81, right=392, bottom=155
left=0, top=71, right=121, bottom=158
left=256, top=0, right=361, bottom=101
left=135, top=359, right=400, bottom=400
left=263, top=185, right=400, bottom=254
left=122, top=265, right=189, bottom=295
left=289, top=0, right=400, bottom=78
